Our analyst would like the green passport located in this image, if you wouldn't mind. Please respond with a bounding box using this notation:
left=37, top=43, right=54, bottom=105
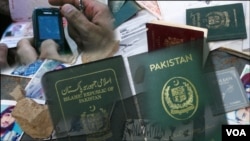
left=128, top=39, right=227, bottom=140
left=186, top=3, right=247, bottom=41
left=41, top=56, right=133, bottom=139
left=110, top=1, right=141, bottom=28
left=128, top=39, right=208, bottom=123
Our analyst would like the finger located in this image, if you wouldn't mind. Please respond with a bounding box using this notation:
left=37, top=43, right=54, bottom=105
left=48, top=0, right=90, bottom=6
left=48, top=0, right=75, bottom=6
left=17, top=38, right=34, bottom=48
left=49, top=0, right=99, bottom=11
left=67, top=25, right=84, bottom=49
left=83, top=1, right=114, bottom=28
left=49, top=0, right=87, bottom=8
left=61, top=4, right=92, bottom=33
left=16, top=38, right=38, bottom=65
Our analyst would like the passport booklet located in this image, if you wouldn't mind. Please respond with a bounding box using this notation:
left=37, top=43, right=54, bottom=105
left=186, top=3, right=247, bottom=41
left=41, top=56, right=133, bottom=140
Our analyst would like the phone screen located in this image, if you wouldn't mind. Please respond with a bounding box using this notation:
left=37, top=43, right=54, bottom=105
left=32, top=8, right=67, bottom=53
left=38, top=15, right=61, bottom=40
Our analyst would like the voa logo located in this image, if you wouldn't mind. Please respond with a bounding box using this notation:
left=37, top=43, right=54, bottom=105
left=226, top=129, right=247, bottom=136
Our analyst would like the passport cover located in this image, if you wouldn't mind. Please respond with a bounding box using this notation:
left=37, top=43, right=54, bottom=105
left=205, top=67, right=249, bottom=115
left=146, top=20, right=209, bottom=66
left=128, top=39, right=227, bottom=140
left=146, top=20, right=207, bottom=52
left=186, top=3, right=247, bottom=41
left=128, top=39, right=206, bottom=97
left=41, top=56, right=133, bottom=140
left=111, top=1, right=141, bottom=28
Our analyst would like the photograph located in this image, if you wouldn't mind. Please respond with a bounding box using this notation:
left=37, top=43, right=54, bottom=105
left=1, top=100, right=23, bottom=141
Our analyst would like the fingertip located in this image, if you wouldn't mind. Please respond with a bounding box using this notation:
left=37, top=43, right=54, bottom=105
left=61, top=4, right=74, bottom=15
left=48, top=0, right=75, bottom=6
left=0, top=43, right=8, bottom=48
left=48, top=0, right=61, bottom=6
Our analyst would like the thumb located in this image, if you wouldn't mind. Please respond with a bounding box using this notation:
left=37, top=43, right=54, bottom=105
left=60, top=4, right=91, bottom=32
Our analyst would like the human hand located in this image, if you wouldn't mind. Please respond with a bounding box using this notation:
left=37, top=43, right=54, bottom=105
left=48, top=0, right=119, bottom=63
left=16, top=38, right=38, bottom=65
left=16, top=38, right=76, bottom=64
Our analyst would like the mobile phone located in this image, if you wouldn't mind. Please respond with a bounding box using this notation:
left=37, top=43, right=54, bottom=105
left=32, top=7, right=66, bottom=53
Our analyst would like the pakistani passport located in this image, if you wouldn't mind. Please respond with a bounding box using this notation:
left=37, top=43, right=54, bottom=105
left=128, top=39, right=228, bottom=140
left=41, top=56, right=133, bottom=139
left=186, top=3, right=247, bottom=41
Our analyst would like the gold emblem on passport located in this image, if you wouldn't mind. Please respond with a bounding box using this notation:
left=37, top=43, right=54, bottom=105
left=162, top=77, right=198, bottom=120
left=206, top=11, right=230, bottom=29
left=80, top=107, right=110, bottom=133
